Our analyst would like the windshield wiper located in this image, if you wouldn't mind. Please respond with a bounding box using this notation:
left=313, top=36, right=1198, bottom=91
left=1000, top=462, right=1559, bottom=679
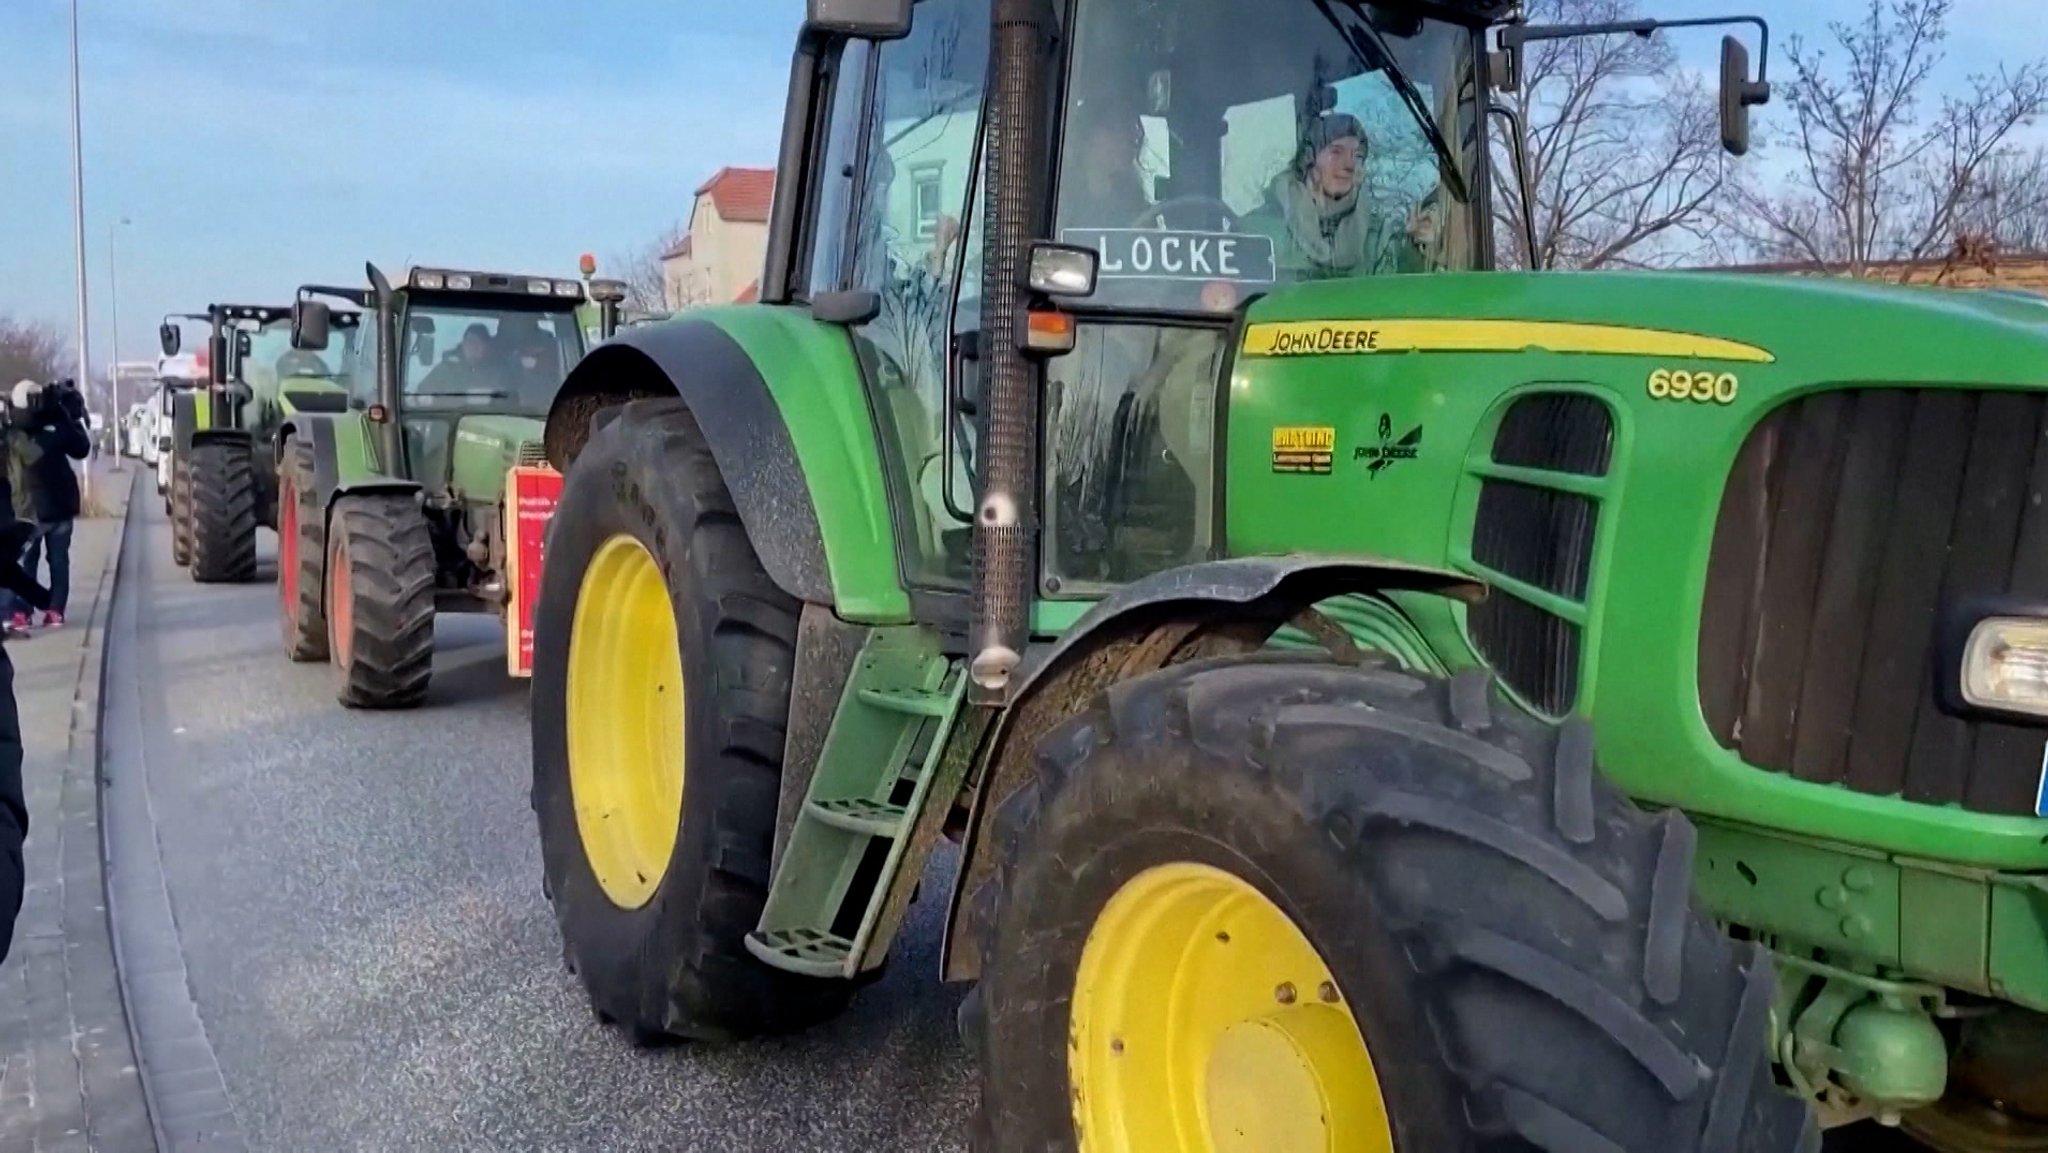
left=412, top=390, right=511, bottom=399
left=1312, top=0, right=1472, bottom=206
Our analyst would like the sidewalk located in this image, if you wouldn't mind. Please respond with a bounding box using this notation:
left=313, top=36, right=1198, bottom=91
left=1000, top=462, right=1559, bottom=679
left=0, top=461, right=151, bottom=1152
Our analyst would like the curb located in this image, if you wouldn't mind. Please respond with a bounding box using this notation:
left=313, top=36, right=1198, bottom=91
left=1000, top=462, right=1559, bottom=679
left=96, top=471, right=249, bottom=1153
left=86, top=473, right=155, bottom=1150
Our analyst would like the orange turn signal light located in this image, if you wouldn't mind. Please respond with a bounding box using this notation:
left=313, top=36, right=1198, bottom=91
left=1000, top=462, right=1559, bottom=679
left=367, top=403, right=391, bottom=423
left=1023, top=308, right=1076, bottom=355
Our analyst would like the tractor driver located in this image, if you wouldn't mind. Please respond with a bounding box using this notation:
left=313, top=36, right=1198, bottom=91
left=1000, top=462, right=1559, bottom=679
left=500, top=318, right=562, bottom=410
left=1240, top=111, right=1432, bottom=281
left=417, top=323, right=503, bottom=396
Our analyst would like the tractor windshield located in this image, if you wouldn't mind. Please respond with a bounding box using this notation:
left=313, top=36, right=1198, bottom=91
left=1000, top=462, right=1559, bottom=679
left=1055, top=0, right=1483, bottom=313
left=244, top=319, right=353, bottom=388
left=399, top=302, right=583, bottom=416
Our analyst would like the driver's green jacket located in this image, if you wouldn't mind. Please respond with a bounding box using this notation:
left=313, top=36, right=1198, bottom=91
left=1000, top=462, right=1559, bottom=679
left=1238, top=174, right=1426, bottom=280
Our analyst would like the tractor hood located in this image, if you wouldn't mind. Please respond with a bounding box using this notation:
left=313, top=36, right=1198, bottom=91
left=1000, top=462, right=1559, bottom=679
left=1241, top=270, right=2048, bottom=387
left=446, top=413, right=546, bottom=499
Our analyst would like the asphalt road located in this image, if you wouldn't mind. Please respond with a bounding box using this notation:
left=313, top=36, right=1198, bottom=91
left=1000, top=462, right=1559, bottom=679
left=109, top=490, right=977, bottom=1152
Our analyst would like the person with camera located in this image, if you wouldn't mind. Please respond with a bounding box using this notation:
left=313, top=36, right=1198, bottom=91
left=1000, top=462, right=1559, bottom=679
left=0, top=395, right=52, bottom=964
left=2, top=380, right=92, bottom=632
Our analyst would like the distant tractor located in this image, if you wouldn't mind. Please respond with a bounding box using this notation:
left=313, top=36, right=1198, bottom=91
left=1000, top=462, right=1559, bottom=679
left=281, top=263, right=624, bottom=708
left=159, top=305, right=359, bottom=583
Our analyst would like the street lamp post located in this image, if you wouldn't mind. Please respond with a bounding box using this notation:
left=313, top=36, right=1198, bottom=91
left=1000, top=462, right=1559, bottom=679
left=68, top=0, right=93, bottom=505
left=108, top=216, right=130, bottom=456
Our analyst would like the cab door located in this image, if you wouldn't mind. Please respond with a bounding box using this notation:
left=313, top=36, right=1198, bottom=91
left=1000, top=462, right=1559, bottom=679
left=799, top=0, right=993, bottom=596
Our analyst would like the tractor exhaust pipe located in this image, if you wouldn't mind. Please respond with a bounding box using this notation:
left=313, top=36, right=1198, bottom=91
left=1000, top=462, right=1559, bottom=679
left=969, top=0, right=1053, bottom=702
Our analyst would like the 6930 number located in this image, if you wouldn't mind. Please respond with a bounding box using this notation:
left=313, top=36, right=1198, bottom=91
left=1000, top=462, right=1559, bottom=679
left=1648, top=369, right=1738, bottom=404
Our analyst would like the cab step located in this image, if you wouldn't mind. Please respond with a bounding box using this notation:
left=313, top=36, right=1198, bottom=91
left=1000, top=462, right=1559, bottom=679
left=745, top=627, right=967, bottom=980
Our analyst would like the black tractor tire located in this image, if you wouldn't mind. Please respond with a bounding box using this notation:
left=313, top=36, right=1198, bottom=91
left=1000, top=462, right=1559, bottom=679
left=972, top=655, right=1818, bottom=1153
left=188, top=439, right=259, bottom=584
left=324, top=491, right=435, bottom=709
left=169, top=458, right=193, bottom=567
left=277, top=438, right=327, bottom=662
left=531, top=397, right=852, bottom=1044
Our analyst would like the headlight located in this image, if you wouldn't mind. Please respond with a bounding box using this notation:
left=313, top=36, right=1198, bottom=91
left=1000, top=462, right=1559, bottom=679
left=1961, top=617, right=2048, bottom=718
left=414, top=272, right=445, bottom=290
left=446, top=274, right=473, bottom=291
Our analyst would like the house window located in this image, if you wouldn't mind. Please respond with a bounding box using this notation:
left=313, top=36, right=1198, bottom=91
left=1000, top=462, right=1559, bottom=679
left=913, top=164, right=944, bottom=239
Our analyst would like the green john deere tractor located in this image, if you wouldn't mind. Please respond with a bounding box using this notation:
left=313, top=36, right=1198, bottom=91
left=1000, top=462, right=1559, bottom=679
left=279, top=264, right=624, bottom=709
left=528, top=0, right=2048, bottom=1148
left=158, top=305, right=360, bottom=583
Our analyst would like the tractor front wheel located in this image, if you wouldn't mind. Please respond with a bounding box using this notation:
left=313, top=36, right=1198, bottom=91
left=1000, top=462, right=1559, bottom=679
left=324, top=492, right=435, bottom=709
left=277, top=438, right=326, bottom=662
left=169, top=459, right=192, bottom=568
left=531, top=397, right=851, bottom=1043
left=188, top=439, right=258, bottom=583
left=971, top=656, right=1817, bottom=1153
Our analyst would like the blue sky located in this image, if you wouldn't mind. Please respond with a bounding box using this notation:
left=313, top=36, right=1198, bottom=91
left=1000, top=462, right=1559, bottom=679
left=1, top=1, right=2041, bottom=373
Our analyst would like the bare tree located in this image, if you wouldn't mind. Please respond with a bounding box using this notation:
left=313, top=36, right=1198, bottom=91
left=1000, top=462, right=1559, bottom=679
left=0, top=316, right=71, bottom=387
left=1955, top=145, right=2048, bottom=252
left=1494, top=0, right=1743, bottom=270
left=1738, top=0, right=2048, bottom=274
left=606, top=221, right=689, bottom=313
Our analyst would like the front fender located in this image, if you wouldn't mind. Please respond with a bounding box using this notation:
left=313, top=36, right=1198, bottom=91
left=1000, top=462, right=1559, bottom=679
left=544, top=308, right=906, bottom=619
left=938, top=555, right=1488, bottom=982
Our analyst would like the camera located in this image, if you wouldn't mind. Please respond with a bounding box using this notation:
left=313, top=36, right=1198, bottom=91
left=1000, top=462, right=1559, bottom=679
left=7, top=380, right=84, bottom=429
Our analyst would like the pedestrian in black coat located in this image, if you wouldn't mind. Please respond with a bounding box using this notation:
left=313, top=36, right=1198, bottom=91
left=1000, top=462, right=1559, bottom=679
left=0, top=394, right=54, bottom=966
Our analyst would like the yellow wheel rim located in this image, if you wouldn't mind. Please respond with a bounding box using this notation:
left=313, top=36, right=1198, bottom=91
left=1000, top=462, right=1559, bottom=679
left=566, top=534, right=686, bottom=910
left=1070, top=863, right=1393, bottom=1153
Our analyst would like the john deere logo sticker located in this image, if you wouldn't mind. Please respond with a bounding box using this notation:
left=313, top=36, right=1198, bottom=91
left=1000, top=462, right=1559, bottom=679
left=1272, top=426, right=1335, bottom=474
left=1354, top=414, right=1421, bottom=478
left=1239, top=319, right=1776, bottom=363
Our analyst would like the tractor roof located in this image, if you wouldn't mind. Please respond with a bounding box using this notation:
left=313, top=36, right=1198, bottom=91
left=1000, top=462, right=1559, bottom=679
left=205, top=302, right=361, bottom=328
left=402, top=265, right=588, bottom=308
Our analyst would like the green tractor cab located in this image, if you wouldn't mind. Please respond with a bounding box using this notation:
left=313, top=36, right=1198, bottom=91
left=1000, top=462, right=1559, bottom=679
left=525, top=0, right=2048, bottom=1146
left=279, top=263, right=626, bottom=709
left=158, top=305, right=359, bottom=580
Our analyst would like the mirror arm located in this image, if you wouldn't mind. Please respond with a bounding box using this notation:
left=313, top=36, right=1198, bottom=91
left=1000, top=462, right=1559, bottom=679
left=1497, top=14, right=1771, bottom=84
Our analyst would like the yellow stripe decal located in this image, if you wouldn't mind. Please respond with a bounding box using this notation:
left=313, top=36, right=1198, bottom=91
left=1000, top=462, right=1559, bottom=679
left=1239, top=319, right=1776, bottom=363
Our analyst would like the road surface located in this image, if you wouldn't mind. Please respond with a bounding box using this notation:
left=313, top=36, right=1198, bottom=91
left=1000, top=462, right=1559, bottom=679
left=105, top=481, right=977, bottom=1152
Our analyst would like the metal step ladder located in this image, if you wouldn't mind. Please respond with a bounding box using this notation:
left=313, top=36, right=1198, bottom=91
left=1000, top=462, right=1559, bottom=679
left=746, top=627, right=966, bottom=978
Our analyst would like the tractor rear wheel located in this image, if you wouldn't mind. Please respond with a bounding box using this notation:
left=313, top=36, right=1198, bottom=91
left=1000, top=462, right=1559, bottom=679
left=971, top=655, right=1817, bottom=1153
left=531, top=397, right=851, bottom=1043
left=277, top=438, right=326, bottom=662
left=324, top=491, right=435, bottom=709
left=169, top=458, right=193, bottom=568
left=189, top=439, right=258, bottom=584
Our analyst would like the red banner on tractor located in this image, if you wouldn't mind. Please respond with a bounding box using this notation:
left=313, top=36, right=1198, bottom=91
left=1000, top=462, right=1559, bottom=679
left=505, top=465, right=563, bottom=678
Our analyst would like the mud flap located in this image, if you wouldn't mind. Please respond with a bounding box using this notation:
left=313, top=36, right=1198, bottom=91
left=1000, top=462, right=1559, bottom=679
left=505, top=465, right=564, bottom=678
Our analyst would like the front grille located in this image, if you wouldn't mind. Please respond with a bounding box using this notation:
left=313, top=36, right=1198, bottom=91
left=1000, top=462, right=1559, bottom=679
left=1466, top=393, right=1613, bottom=717
left=1699, top=388, right=2048, bottom=816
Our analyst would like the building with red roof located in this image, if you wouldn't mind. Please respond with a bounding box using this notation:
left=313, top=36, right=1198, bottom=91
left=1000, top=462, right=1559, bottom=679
left=661, top=166, right=776, bottom=310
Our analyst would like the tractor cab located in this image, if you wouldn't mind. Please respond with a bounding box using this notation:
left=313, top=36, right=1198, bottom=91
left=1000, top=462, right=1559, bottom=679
left=290, top=264, right=594, bottom=494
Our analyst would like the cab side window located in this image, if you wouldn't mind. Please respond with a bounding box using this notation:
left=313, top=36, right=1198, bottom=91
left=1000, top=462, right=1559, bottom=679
left=348, top=314, right=380, bottom=408
left=802, top=39, right=874, bottom=296
left=842, top=0, right=992, bottom=586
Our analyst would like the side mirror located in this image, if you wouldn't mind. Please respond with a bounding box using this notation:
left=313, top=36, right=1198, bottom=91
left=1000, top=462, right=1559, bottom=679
left=803, top=0, right=911, bottom=39
left=158, top=323, right=180, bottom=356
left=412, top=336, right=434, bottom=368
left=292, top=300, right=332, bottom=351
left=1719, top=36, right=1770, bottom=156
